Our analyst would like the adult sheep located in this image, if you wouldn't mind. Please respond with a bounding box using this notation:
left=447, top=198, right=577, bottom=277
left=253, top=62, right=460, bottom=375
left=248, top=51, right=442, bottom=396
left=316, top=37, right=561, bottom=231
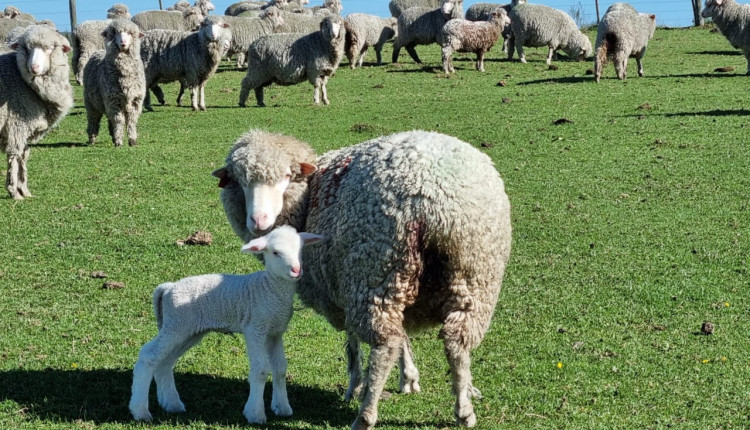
left=594, top=3, right=656, bottom=82
left=391, top=0, right=464, bottom=64
left=701, top=0, right=750, bottom=74
left=464, top=0, right=525, bottom=53
left=71, top=4, right=132, bottom=84
left=389, top=0, right=441, bottom=18
left=212, top=129, right=512, bottom=429
left=0, top=25, right=74, bottom=199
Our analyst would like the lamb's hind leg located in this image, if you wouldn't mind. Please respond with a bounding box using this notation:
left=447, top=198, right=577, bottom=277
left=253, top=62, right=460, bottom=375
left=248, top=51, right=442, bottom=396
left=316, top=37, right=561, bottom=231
left=130, top=334, right=188, bottom=421
left=153, top=334, right=204, bottom=413
left=268, top=333, right=292, bottom=417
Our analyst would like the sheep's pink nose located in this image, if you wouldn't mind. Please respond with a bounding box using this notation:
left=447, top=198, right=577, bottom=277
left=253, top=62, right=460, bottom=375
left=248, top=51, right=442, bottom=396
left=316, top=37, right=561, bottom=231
left=290, top=266, right=301, bottom=277
left=252, top=214, right=269, bottom=229
left=31, top=64, right=41, bottom=74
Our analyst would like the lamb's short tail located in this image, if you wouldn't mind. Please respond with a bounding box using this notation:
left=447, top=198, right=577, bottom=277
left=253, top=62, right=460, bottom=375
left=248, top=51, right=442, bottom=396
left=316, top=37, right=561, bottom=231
left=152, top=283, right=169, bottom=330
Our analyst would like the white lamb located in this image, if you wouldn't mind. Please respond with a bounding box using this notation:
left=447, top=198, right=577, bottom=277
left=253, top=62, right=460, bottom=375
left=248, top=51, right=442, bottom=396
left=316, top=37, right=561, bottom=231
left=129, top=225, right=324, bottom=424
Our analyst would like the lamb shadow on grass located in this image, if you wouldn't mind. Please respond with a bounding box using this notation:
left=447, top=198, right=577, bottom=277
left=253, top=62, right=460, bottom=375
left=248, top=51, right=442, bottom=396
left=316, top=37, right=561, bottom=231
left=0, top=368, right=354, bottom=427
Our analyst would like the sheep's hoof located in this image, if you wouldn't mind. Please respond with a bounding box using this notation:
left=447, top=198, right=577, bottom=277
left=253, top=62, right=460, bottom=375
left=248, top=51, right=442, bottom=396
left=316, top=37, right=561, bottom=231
left=130, top=408, right=153, bottom=421
left=144, top=106, right=154, bottom=112
left=10, top=192, right=23, bottom=200
left=114, top=141, right=123, bottom=148
left=19, top=187, right=32, bottom=198
left=200, top=106, right=207, bottom=112
left=87, top=137, right=96, bottom=145
left=456, top=411, right=477, bottom=428
left=351, top=413, right=376, bottom=430
left=400, top=379, right=421, bottom=394
left=243, top=411, right=267, bottom=424
left=128, top=138, right=138, bottom=147
left=271, top=401, right=292, bottom=417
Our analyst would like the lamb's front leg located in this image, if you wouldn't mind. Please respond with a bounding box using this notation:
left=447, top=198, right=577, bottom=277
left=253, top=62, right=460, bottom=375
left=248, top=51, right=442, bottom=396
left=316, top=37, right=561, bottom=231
left=243, top=328, right=270, bottom=424
left=268, top=334, right=292, bottom=417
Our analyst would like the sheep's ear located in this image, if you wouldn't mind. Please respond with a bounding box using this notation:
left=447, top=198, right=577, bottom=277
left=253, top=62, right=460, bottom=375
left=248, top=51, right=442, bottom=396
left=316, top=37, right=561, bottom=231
left=139, top=32, right=146, bottom=38
left=222, top=22, right=230, bottom=28
left=242, top=237, right=268, bottom=253
left=101, top=30, right=108, bottom=38
left=714, top=0, right=723, bottom=5
left=299, top=162, right=317, bottom=176
left=649, top=14, right=655, bottom=21
left=212, top=167, right=232, bottom=188
left=299, top=233, right=325, bottom=246
left=62, top=44, right=71, bottom=53
left=10, top=42, right=18, bottom=50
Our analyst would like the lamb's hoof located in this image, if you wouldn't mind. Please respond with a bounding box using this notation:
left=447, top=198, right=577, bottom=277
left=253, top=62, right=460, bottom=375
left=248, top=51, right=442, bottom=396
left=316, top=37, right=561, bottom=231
left=243, top=410, right=267, bottom=424
left=128, top=138, right=138, bottom=147
left=271, top=401, right=292, bottom=417
left=159, top=398, right=186, bottom=413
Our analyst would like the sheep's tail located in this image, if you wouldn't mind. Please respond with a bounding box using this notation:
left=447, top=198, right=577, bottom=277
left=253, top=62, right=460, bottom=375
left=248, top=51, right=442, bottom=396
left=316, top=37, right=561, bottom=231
left=595, top=33, right=616, bottom=82
left=152, top=283, right=168, bottom=330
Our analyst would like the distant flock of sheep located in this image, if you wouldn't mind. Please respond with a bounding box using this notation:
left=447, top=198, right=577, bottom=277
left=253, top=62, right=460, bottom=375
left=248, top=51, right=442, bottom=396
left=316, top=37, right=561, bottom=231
left=0, top=0, right=748, bottom=428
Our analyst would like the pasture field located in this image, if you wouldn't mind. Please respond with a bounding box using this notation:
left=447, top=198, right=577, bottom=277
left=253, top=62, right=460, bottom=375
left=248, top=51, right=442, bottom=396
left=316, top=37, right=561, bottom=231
left=1, top=25, right=749, bottom=429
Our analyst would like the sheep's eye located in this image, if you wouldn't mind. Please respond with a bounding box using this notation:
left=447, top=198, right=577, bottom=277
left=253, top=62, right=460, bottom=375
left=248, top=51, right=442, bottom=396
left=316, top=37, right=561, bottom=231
left=272, top=251, right=280, bottom=256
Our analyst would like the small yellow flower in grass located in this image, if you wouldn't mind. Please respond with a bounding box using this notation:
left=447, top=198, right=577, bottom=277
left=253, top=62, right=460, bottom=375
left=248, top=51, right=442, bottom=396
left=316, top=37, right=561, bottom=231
left=721, top=356, right=727, bottom=362
left=71, top=363, right=79, bottom=369
left=557, top=362, right=563, bottom=369
left=702, top=359, right=710, bottom=364
left=725, top=302, right=729, bottom=307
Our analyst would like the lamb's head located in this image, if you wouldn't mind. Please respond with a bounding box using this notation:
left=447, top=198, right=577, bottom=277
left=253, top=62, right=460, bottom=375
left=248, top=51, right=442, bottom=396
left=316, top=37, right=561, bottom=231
left=320, top=15, right=345, bottom=42
left=107, top=3, right=131, bottom=19
left=183, top=6, right=205, bottom=30
left=260, top=6, right=285, bottom=29
left=213, top=130, right=318, bottom=236
left=13, top=25, right=71, bottom=79
left=199, top=16, right=231, bottom=45
left=441, top=0, right=463, bottom=20
left=242, top=226, right=324, bottom=281
left=103, top=19, right=143, bottom=55
left=702, top=0, right=726, bottom=18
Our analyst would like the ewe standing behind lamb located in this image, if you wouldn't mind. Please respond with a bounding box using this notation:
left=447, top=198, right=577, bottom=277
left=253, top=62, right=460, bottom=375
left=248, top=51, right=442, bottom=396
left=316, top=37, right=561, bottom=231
left=391, top=0, right=464, bottom=64
left=0, top=25, right=73, bottom=200
left=441, top=8, right=510, bottom=73
left=594, top=3, right=655, bottom=82
left=129, top=226, right=324, bottom=423
left=344, top=13, right=398, bottom=68
left=701, top=0, right=750, bottom=74
left=83, top=19, right=145, bottom=147
left=238, top=15, right=345, bottom=107
left=140, top=16, right=231, bottom=111
left=212, top=129, right=512, bottom=429
left=508, top=3, right=592, bottom=65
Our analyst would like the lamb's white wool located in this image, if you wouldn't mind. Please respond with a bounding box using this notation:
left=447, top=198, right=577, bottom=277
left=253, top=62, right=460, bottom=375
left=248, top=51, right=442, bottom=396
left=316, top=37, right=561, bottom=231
left=129, top=226, right=324, bottom=423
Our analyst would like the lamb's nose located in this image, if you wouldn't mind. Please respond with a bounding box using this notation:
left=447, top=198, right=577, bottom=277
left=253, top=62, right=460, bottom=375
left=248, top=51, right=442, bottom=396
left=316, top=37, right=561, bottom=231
left=291, top=266, right=301, bottom=277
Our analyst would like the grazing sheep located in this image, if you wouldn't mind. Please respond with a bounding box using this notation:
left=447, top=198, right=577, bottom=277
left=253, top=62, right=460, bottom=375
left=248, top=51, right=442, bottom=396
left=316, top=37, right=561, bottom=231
left=140, top=16, right=231, bottom=111
left=344, top=13, right=398, bottom=68
left=3, top=6, right=34, bottom=21
left=168, top=0, right=216, bottom=16
left=225, top=1, right=267, bottom=16
left=441, top=8, right=509, bottom=73
left=83, top=19, right=145, bottom=147
left=701, top=0, right=750, bottom=74
left=217, top=6, right=284, bottom=68
left=212, top=129, right=512, bottom=430
left=129, top=226, right=325, bottom=423
left=71, top=4, right=132, bottom=85
left=274, top=10, right=327, bottom=33
left=594, top=3, right=656, bottom=82
left=166, top=0, right=191, bottom=11
left=306, top=0, right=343, bottom=16
left=239, top=15, right=345, bottom=107
left=464, top=0, right=525, bottom=53
left=389, top=0, right=441, bottom=18
left=131, top=7, right=205, bottom=32
left=391, top=0, right=464, bottom=64
left=508, top=3, right=592, bottom=65
left=0, top=25, right=74, bottom=199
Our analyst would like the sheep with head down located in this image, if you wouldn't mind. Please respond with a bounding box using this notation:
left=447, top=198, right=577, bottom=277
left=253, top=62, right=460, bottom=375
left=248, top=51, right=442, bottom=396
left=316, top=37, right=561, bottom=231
left=212, top=129, right=512, bottom=429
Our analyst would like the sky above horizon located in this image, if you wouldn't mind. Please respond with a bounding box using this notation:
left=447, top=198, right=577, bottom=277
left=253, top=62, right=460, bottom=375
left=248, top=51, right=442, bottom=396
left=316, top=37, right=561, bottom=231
left=11, top=0, right=702, bottom=32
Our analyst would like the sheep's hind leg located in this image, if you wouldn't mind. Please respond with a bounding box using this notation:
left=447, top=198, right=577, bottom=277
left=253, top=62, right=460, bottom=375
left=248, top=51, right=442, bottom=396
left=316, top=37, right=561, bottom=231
left=153, top=334, right=204, bottom=413
left=6, top=154, right=22, bottom=200
left=86, top=109, right=102, bottom=144
left=268, top=334, right=292, bottom=417
left=636, top=55, right=645, bottom=77
left=17, top=147, right=32, bottom=198
left=399, top=337, right=420, bottom=394
left=405, top=43, right=422, bottom=64
left=441, top=310, right=480, bottom=428
left=351, top=336, right=402, bottom=430
left=344, top=332, right=363, bottom=401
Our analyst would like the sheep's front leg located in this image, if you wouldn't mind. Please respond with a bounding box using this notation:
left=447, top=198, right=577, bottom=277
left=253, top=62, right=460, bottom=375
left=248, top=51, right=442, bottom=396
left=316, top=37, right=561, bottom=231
left=344, top=332, right=363, bottom=401
left=442, top=45, right=454, bottom=74
left=268, top=334, right=292, bottom=417
left=399, top=338, right=420, bottom=394
left=17, top=147, right=32, bottom=198
left=190, top=86, right=199, bottom=111
left=351, top=337, right=402, bottom=430
left=126, top=99, right=142, bottom=147
left=110, top=109, right=125, bottom=147
left=198, top=83, right=207, bottom=111
left=321, top=76, right=330, bottom=105
left=243, top=328, right=270, bottom=424
left=358, top=46, right=368, bottom=67
left=546, top=47, right=555, bottom=65
left=6, top=153, right=22, bottom=200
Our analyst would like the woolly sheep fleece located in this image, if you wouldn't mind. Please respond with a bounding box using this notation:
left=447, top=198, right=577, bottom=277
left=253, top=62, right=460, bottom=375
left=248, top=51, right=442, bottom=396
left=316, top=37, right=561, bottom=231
left=508, top=3, right=593, bottom=65
left=83, top=19, right=146, bottom=147
left=391, top=0, right=464, bottom=64
left=701, top=0, right=750, bottom=74
left=213, top=129, right=512, bottom=429
left=594, top=3, right=656, bottom=82
left=344, top=13, right=398, bottom=68
left=0, top=25, right=73, bottom=200
left=441, top=9, right=510, bottom=73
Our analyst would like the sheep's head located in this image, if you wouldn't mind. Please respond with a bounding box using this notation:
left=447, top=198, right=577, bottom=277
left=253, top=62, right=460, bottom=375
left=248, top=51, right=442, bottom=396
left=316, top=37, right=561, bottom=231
left=563, top=32, right=592, bottom=61
left=702, top=0, right=724, bottom=18
left=441, top=0, right=463, bottom=20
left=107, top=3, right=131, bottom=19
left=212, top=130, right=318, bottom=235
left=183, top=6, right=205, bottom=30
left=489, top=8, right=510, bottom=27
left=242, top=226, right=324, bottom=281
left=196, top=0, right=216, bottom=12
left=320, top=15, right=344, bottom=42
left=102, top=19, right=143, bottom=54
left=643, top=13, right=656, bottom=38
left=260, top=6, right=285, bottom=29
left=199, top=16, right=231, bottom=44
left=324, top=0, right=343, bottom=15
left=13, top=25, right=71, bottom=79
left=3, top=6, right=20, bottom=19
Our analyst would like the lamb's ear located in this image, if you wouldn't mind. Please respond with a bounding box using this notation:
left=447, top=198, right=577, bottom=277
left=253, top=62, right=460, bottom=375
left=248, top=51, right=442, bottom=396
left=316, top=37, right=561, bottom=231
left=299, top=233, right=325, bottom=246
left=212, top=167, right=232, bottom=188
left=299, top=162, right=317, bottom=176
left=242, top=237, right=268, bottom=253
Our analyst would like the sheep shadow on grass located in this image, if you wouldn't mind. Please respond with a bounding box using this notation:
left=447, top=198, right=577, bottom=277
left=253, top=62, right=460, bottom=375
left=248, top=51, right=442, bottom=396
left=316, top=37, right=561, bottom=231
left=0, top=368, right=354, bottom=427
left=515, top=76, right=590, bottom=85
left=688, top=50, right=742, bottom=56
left=622, top=109, right=750, bottom=118
left=30, top=142, right=90, bottom=149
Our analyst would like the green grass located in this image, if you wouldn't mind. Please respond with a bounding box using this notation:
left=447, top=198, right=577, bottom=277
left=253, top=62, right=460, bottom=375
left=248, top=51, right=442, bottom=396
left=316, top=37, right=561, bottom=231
left=1, top=26, right=749, bottom=429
